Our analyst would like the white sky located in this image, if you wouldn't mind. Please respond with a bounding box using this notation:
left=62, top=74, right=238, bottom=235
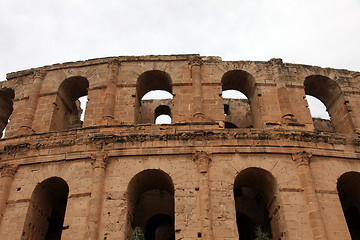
left=1, top=0, right=359, bottom=120
left=1, top=0, right=359, bottom=80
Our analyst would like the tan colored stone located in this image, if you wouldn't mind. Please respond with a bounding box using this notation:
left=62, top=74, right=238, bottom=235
left=0, top=55, right=359, bottom=239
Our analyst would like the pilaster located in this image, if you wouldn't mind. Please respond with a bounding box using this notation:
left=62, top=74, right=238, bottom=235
left=189, top=57, right=204, bottom=120
left=0, top=164, right=18, bottom=227
left=193, top=151, right=213, bottom=240
left=85, top=153, right=109, bottom=240
left=20, top=69, right=47, bottom=134
left=102, top=60, right=121, bottom=124
left=292, top=151, right=328, bottom=240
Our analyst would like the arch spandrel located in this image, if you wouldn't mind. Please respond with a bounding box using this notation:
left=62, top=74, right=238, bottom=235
left=211, top=154, right=298, bottom=191
left=216, top=61, right=270, bottom=86
left=124, top=61, right=187, bottom=86
left=7, top=161, right=92, bottom=202
left=41, top=65, right=107, bottom=94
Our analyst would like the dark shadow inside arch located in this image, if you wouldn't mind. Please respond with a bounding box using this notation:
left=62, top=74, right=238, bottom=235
left=155, top=105, right=171, bottom=124
left=127, top=169, right=175, bottom=240
left=22, top=177, right=69, bottom=240
left=135, top=71, right=173, bottom=124
left=50, top=76, right=89, bottom=131
left=234, top=168, right=276, bottom=240
left=0, top=88, right=14, bottom=137
left=137, top=71, right=172, bottom=103
left=236, top=212, right=255, bottom=240
left=337, top=172, right=360, bottom=239
left=221, top=70, right=255, bottom=129
left=305, top=75, right=353, bottom=134
left=145, top=214, right=174, bottom=240
left=225, top=121, right=238, bottom=129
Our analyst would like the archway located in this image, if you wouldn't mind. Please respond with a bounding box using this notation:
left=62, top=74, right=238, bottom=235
left=127, top=169, right=175, bottom=240
left=135, top=71, right=173, bottom=124
left=0, top=88, right=14, bottom=137
left=305, top=94, right=333, bottom=132
left=337, top=172, right=360, bottom=239
left=21, top=177, right=69, bottom=240
left=155, top=105, right=171, bottom=124
left=145, top=214, right=174, bottom=240
left=304, top=75, right=353, bottom=133
left=221, top=70, right=255, bottom=128
left=234, top=168, right=280, bottom=239
left=50, top=76, right=89, bottom=131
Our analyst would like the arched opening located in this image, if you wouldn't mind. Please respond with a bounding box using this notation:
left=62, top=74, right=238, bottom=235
left=337, top=172, right=360, bottom=239
left=304, top=75, right=353, bottom=133
left=234, top=168, right=279, bottom=240
left=305, top=95, right=333, bottom=132
left=0, top=88, right=14, bottom=138
left=22, top=177, right=69, bottom=240
left=305, top=95, right=330, bottom=120
left=127, top=169, right=175, bottom=240
left=155, top=105, right=171, bottom=124
left=221, top=70, right=255, bottom=129
left=50, top=76, right=89, bottom=131
left=135, top=71, right=173, bottom=124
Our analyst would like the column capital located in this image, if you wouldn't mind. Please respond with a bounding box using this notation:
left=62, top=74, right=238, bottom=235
left=269, top=58, right=283, bottom=66
left=0, top=164, right=18, bottom=178
left=32, top=69, right=47, bottom=80
left=188, top=57, right=203, bottom=67
left=292, top=151, right=312, bottom=166
left=193, top=151, right=211, bottom=173
left=107, top=59, right=121, bottom=70
left=91, top=153, right=109, bottom=170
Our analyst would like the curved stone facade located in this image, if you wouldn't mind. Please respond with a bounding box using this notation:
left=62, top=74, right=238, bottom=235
left=0, top=54, right=360, bottom=239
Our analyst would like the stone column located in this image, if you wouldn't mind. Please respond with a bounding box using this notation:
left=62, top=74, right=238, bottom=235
left=189, top=57, right=204, bottom=118
left=85, top=154, right=109, bottom=240
left=292, top=151, right=328, bottom=240
left=21, top=69, right=47, bottom=134
left=102, top=60, right=120, bottom=124
left=270, top=59, right=291, bottom=114
left=0, top=164, right=17, bottom=226
left=193, top=151, right=213, bottom=240
left=270, top=58, right=298, bottom=126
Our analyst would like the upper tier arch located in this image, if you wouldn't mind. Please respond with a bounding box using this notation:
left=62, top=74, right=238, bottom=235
left=1, top=55, right=359, bottom=137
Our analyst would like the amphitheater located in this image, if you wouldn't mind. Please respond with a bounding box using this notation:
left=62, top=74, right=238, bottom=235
left=0, top=54, right=359, bottom=240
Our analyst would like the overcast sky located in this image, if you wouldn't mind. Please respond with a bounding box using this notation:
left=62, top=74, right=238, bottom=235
left=1, top=0, right=359, bottom=81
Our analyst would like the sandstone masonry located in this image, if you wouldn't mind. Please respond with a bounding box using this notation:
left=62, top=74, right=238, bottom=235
left=0, top=54, right=359, bottom=240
